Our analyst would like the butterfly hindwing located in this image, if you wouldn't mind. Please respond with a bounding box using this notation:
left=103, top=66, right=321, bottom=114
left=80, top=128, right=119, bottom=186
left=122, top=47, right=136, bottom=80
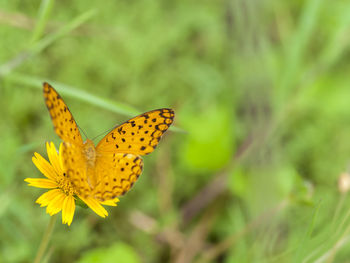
left=61, top=142, right=91, bottom=197
left=96, top=109, right=174, bottom=155
left=43, top=82, right=83, bottom=145
left=92, top=152, right=143, bottom=200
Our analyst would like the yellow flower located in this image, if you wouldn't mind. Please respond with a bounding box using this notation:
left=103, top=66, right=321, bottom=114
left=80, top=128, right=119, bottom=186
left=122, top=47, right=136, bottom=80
left=25, top=142, right=119, bottom=226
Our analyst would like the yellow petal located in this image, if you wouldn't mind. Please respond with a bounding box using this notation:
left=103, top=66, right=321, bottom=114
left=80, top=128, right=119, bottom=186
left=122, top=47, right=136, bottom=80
left=59, top=143, right=66, bottom=171
left=24, top=178, right=57, bottom=189
left=46, top=191, right=66, bottom=216
left=100, top=198, right=120, bottom=207
left=62, top=195, right=75, bottom=226
left=79, top=196, right=108, bottom=218
left=36, top=189, right=62, bottom=207
left=32, top=153, right=57, bottom=181
left=46, top=142, right=62, bottom=176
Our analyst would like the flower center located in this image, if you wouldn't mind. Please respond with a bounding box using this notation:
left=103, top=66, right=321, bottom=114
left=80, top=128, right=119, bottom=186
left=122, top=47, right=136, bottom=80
left=57, top=173, right=75, bottom=196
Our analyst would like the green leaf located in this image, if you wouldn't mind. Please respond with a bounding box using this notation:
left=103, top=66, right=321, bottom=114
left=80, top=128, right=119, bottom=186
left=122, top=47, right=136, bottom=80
left=181, top=105, right=235, bottom=172
left=76, top=242, right=141, bottom=263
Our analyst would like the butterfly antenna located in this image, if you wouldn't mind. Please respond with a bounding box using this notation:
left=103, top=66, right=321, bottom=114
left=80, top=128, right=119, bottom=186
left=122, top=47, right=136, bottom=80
left=91, top=122, right=122, bottom=142
left=91, top=128, right=112, bottom=142
left=77, top=124, right=88, bottom=141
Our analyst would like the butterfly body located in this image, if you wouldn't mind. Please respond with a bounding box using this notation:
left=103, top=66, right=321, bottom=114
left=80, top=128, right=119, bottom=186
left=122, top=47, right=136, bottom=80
left=43, top=82, right=174, bottom=201
left=83, top=139, right=97, bottom=167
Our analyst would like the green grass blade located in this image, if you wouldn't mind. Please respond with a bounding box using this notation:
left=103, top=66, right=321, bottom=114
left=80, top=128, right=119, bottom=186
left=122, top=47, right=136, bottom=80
left=279, top=0, right=324, bottom=94
left=293, top=202, right=321, bottom=263
left=30, top=0, right=55, bottom=43
left=0, top=9, right=96, bottom=77
left=29, top=9, right=96, bottom=56
left=5, top=73, right=184, bottom=132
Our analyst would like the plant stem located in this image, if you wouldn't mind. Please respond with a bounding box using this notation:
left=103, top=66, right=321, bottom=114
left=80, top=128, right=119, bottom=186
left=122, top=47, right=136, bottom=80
left=34, top=215, right=57, bottom=263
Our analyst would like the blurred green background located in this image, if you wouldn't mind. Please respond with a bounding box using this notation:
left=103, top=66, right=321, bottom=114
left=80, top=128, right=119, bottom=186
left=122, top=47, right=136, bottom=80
left=2, top=0, right=350, bottom=262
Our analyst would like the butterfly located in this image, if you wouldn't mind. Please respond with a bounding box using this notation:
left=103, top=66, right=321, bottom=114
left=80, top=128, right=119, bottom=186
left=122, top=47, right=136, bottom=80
left=43, top=82, right=174, bottom=201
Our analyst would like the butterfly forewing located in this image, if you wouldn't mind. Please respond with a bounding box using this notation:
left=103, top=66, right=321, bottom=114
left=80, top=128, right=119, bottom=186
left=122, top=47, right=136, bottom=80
left=96, top=109, right=174, bottom=155
left=43, top=82, right=83, bottom=145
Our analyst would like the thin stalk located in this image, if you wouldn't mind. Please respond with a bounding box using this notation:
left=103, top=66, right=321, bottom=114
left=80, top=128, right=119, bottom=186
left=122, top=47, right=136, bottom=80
left=34, top=214, right=57, bottom=263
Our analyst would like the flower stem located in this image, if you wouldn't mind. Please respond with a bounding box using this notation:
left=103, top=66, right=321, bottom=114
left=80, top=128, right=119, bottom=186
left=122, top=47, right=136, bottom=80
left=34, top=214, right=57, bottom=263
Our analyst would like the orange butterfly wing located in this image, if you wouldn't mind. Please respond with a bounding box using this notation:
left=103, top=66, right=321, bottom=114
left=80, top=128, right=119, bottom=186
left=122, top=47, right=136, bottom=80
left=96, top=109, right=175, bottom=155
left=60, top=142, right=91, bottom=197
left=93, top=109, right=174, bottom=200
left=43, top=82, right=83, bottom=145
left=43, top=83, right=88, bottom=197
left=92, top=153, right=143, bottom=200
